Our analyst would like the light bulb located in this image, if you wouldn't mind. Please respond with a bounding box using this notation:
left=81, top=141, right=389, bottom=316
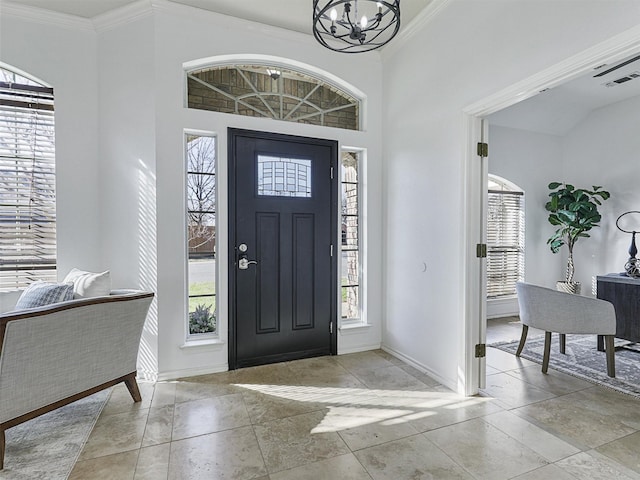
left=360, top=15, right=368, bottom=28
left=330, top=8, right=338, bottom=21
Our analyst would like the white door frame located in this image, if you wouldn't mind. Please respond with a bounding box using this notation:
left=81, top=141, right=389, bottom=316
left=461, top=25, right=640, bottom=396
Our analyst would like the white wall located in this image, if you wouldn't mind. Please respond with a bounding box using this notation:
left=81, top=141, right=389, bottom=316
left=97, top=13, right=158, bottom=379
left=0, top=11, right=101, bottom=277
left=561, top=95, right=640, bottom=293
left=381, top=0, right=640, bottom=391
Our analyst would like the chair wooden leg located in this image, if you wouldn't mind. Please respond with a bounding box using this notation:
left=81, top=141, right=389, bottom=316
left=542, top=331, right=552, bottom=374
left=605, top=335, right=616, bottom=378
left=515, top=325, right=528, bottom=357
left=559, top=333, right=566, bottom=354
left=597, top=334, right=604, bottom=352
left=124, top=373, right=142, bottom=403
left=1, top=427, right=5, bottom=470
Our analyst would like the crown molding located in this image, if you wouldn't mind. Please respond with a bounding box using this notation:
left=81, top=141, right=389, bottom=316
left=92, top=0, right=153, bottom=33
left=0, top=0, right=94, bottom=32
left=381, top=0, right=453, bottom=58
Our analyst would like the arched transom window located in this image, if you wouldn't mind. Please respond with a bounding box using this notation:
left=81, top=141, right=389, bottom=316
left=187, top=64, right=360, bottom=131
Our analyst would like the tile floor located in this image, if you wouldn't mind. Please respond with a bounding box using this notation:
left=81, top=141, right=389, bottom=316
left=69, top=317, right=640, bottom=479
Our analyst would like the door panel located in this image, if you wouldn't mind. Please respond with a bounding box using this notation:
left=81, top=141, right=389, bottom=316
left=229, top=129, right=338, bottom=368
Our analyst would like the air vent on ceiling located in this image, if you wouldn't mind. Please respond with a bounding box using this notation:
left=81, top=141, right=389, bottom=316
left=602, top=71, right=640, bottom=88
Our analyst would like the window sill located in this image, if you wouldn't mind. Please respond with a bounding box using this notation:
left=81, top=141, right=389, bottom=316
left=180, top=338, right=225, bottom=349
left=339, top=322, right=372, bottom=332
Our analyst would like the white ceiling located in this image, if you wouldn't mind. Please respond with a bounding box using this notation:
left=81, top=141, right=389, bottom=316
left=488, top=52, right=640, bottom=136
left=6, top=0, right=432, bottom=35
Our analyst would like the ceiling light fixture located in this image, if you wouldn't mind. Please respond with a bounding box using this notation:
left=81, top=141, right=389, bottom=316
left=313, top=1, right=401, bottom=53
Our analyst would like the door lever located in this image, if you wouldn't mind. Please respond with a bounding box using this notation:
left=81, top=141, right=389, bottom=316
left=238, top=257, right=258, bottom=270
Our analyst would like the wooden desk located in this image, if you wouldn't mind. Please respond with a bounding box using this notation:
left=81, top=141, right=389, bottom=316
left=596, top=274, right=640, bottom=348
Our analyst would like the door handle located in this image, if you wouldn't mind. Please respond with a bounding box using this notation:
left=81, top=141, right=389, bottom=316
left=238, top=257, right=258, bottom=270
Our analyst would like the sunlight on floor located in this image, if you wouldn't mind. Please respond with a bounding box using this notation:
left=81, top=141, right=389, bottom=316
left=234, top=383, right=493, bottom=433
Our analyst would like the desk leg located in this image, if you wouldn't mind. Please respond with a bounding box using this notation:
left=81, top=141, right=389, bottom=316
left=597, top=334, right=604, bottom=352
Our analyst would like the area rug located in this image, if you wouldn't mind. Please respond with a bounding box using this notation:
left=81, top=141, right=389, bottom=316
left=490, top=335, right=640, bottom=399
left=0, top=389, right=110, bottom=480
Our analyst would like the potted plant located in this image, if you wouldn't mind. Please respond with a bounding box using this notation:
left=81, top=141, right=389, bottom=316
left=545, top=182, right=610, bottom=294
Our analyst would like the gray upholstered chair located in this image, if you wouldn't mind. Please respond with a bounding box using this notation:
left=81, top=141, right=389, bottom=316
left=515, top=282, right=616, bottom=377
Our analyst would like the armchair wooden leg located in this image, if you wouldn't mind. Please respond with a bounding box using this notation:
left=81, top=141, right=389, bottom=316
left=605, top=335, right=616, bottom=378
left=542, top=331, right=552, bottom=374
left=515, top=325, right=528, bottom=357
left=1, top=427, right=5, bottom=470
left=559, top=333, right=566, bottom=354
left=124, top=373, right=142, bottom=403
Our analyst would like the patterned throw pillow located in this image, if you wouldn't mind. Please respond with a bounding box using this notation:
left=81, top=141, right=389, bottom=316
left=14, top=281, right=75, bottom=310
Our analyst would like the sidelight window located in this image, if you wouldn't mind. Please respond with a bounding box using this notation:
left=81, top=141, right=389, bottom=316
left=340, top=150, right=362, bottom=323
left=186, top=133, right=217, bottom=336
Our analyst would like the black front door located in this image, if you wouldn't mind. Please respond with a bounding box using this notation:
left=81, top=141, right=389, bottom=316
left=229, top=129, right=338, bottom=368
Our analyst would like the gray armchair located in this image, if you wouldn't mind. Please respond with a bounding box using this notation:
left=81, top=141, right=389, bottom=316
left=515, top=282, right=616, bottom=377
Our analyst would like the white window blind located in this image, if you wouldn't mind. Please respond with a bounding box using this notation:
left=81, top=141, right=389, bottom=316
left=487, top=189, right=524, bottom=298
left=0, top=70, right=56, bottom=290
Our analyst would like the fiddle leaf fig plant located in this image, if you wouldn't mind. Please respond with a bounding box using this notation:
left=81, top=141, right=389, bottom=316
left=545, top=182, right=610, bottom=285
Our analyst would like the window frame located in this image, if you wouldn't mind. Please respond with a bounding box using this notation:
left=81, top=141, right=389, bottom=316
left=0, top=65, right=56, bottom=291
left=184, top=131, right=218, bottom=340
left=339, top=147, right=367, bottom=328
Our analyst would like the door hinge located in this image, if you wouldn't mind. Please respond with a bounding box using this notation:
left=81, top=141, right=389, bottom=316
left=476, top=243, right=487, bottom=258
left=475, top=343, right=486, bottom=358
left=330, top=166, right=334, bottom=179
left=477, top=142, right=489, bottom=157
left=330, top=321, right=333, bottom=334
left=330, top=244, right=334, bottom=257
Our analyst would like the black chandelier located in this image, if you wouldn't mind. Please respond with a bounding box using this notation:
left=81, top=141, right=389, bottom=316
left=313, top=1, right=401, bottom=53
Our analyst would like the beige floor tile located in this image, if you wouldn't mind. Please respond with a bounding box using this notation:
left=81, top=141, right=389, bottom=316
left=486, top=347, right=536, bottom=372
left=150, top=382, right=177, bottom=408
left=253, top=410, right=350, bottom=473
left=78, top=409, right=149, bottom=460
left=232, top=362, right=301, bottom=386
left=168, top=425, right=267, bottom=480
left=505, top=364, right=593, bottom=396
left=141, top=405, right=174, bottom=447
left=287, top=356, right=365, bottom=388
left=403, top=391, right=504, bottom=433
left=353, top=365, right=431, bottom=391
left=354, top=434, right=473, bottom=480
left=336, top=409, right=419, bottom=450
left=241, top=388, right=327, bottom=424
left=174, top=380, right=244, bottom=403
left=556, top=451, right=640, bottom=480
left=424, top=418, right=549, bottom=479
left=134, top=443, right=170, bottom=480
left=101, top=382, right=153, bottom=416
left=482, top=410, right=580, bottom=462
left=481, top=372, right=557, bottom=409
left=397, top=364, right=442, bottom=387
left=596, top=431, right=640, bottom=474
left=335, top=351, right=396, bottom=374
left=514, top=389, right=638, bottom=449
left=270, top=453, right=372, bottom=480
left=372, top=349, right=406, bottom=366
left=69, top=450, right=139, bottom=480
left=510, top=463, right=579, bottom=480
left=172, top=393, right=250, bottom=440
